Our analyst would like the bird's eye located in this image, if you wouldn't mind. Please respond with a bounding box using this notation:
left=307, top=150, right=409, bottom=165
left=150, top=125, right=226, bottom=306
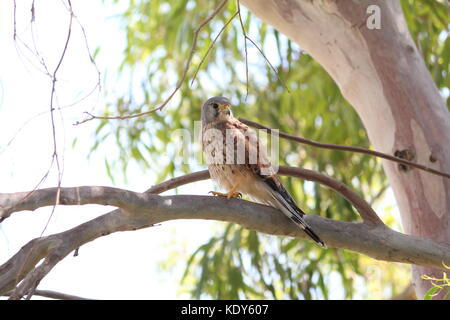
left=212, top=103, right=219, bottom=109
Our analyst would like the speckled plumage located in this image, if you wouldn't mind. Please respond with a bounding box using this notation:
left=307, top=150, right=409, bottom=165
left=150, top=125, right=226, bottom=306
left=201, top=97, right=324, bottom=247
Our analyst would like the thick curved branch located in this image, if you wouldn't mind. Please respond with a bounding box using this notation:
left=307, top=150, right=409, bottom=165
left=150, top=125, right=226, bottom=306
left=1, top=167, right=381, bottom=225
left=1, top=192, right=449, bottom=297
left=1, top=167, right=448, bottom=298
left=280, top=167, right=382, bottom=225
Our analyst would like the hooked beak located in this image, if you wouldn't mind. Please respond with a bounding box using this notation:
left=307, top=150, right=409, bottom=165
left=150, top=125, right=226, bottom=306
left=219, top=104, right=231, bottom=115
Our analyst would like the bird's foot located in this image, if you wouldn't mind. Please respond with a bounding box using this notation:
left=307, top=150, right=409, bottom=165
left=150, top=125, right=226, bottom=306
left=208, top=191, right=242, bottom=199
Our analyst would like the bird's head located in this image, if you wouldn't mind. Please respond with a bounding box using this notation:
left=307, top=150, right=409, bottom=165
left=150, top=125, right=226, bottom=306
left=201, top=96, right=232, bottom=125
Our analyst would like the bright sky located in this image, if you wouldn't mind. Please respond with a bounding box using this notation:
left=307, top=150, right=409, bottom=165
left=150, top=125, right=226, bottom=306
left=0, top=0, right=221, bottom=300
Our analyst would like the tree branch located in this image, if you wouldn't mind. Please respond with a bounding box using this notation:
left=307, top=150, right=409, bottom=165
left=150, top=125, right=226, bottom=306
left=0, top=167, right=381, bottom=226
left=239, top=118, right=450, bottom=180
left=3, top=289, right=92, bottom=300
left=190, top=11, right=239, bottom=87
left=145, top=170, right=210, bottom=194
left=1, top=194, right=449, bottom=297
left=75, top=0, right=230, bottom=125
left=1, top=167, right=449, bottom=298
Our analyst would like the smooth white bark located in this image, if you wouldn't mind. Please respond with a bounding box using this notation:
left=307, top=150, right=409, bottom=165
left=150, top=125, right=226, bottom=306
left=241, top=0, right=450, bottom=298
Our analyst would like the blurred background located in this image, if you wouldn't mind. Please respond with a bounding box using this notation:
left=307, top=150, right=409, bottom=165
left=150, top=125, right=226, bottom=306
left=0, top=0, right=448, bottom=299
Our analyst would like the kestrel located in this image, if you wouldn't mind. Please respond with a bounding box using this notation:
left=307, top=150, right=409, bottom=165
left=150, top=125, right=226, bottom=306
left=201, top=96, right=325, bottom=247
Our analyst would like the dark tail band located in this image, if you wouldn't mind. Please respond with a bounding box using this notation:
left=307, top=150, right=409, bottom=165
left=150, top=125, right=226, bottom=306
left=302, top=224, right=326, bottom=248
left=289, top=215, right=326, bottom=247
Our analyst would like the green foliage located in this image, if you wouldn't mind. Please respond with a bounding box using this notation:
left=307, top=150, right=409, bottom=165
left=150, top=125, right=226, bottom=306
left=92, top=0, right=449, bottom=299
left=401, top=0, right=450, bottom=109
left=422, top=263, right=450, bottom=300
left=181, top=224, right=366, bottom=299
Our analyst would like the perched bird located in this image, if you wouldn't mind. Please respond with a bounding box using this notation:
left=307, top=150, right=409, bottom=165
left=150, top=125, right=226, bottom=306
left=201, top=96, right=325, bottom=247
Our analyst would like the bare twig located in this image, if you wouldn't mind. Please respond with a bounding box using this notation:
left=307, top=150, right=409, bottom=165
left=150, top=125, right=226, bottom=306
left=7, top=0, right=77, bottom=299
left=13, top=1, right=52, bottom=77
left=76, top=0, right=230, bottom=125
left=61, top=0, right=102, bottom=103
left=0, top=110, right=49, bottom=155
left=31, top=0, right=35, bottom=22
left=239, top=117, right=450, bottom=180
left=190, top=11, right=239, bottom=86
left=237, top=0, right=249, bottom=100
left=75, top=0, right=289, bottom=124
left=236, top=0, right=288, bottom=96
left=42, top=0, right=74, bottom=236
left=244, top=34, right=290, bottom=94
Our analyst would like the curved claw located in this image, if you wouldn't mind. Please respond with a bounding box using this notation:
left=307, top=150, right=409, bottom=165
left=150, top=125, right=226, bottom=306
left=209, top=191, right=242, bottom=199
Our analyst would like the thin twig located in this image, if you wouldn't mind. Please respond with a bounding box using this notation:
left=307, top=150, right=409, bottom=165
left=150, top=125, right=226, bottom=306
left=237, top=0, right=249, bottom=100
left=190, top=11, right=239, bottom=86
left=13, top=0, right=17, bottom=40
left=13, top=36, right=52, bottom=77
left=244, top=35, right=291, bottom=93
left=41, top=0, right=74, bottom=236
left=0, top=110, right=50, bottom=155
left=239, top=117, right=450, bottom=180
left=12, top=1, right=52, bottom=78
left=61, top=0, right=101, bottom=101
left=75, top=0, right=230, bottom=125
left=245, top=35, right=290, bottom=94
left=8, top=0, right=75, bottom=300
left=31, top=0, right=35, bottom=22
left=29, top=2, right=49, bottom=73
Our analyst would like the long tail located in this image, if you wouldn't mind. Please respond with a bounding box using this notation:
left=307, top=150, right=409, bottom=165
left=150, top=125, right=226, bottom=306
left=262, top=180, right=326, bottom=247
left=288, top=211, right=325, bottom=247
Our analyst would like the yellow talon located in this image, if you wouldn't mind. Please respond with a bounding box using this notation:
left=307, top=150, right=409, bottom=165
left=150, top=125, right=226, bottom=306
left=209, top=191, right=242, bottom=199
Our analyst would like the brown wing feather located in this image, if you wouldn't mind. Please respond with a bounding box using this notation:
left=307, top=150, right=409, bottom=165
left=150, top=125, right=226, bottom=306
left=225, top=118, right=325, bottom=247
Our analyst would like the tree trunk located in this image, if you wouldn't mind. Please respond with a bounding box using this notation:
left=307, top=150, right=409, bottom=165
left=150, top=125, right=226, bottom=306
left=241, top=0, right=450, bottom=299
